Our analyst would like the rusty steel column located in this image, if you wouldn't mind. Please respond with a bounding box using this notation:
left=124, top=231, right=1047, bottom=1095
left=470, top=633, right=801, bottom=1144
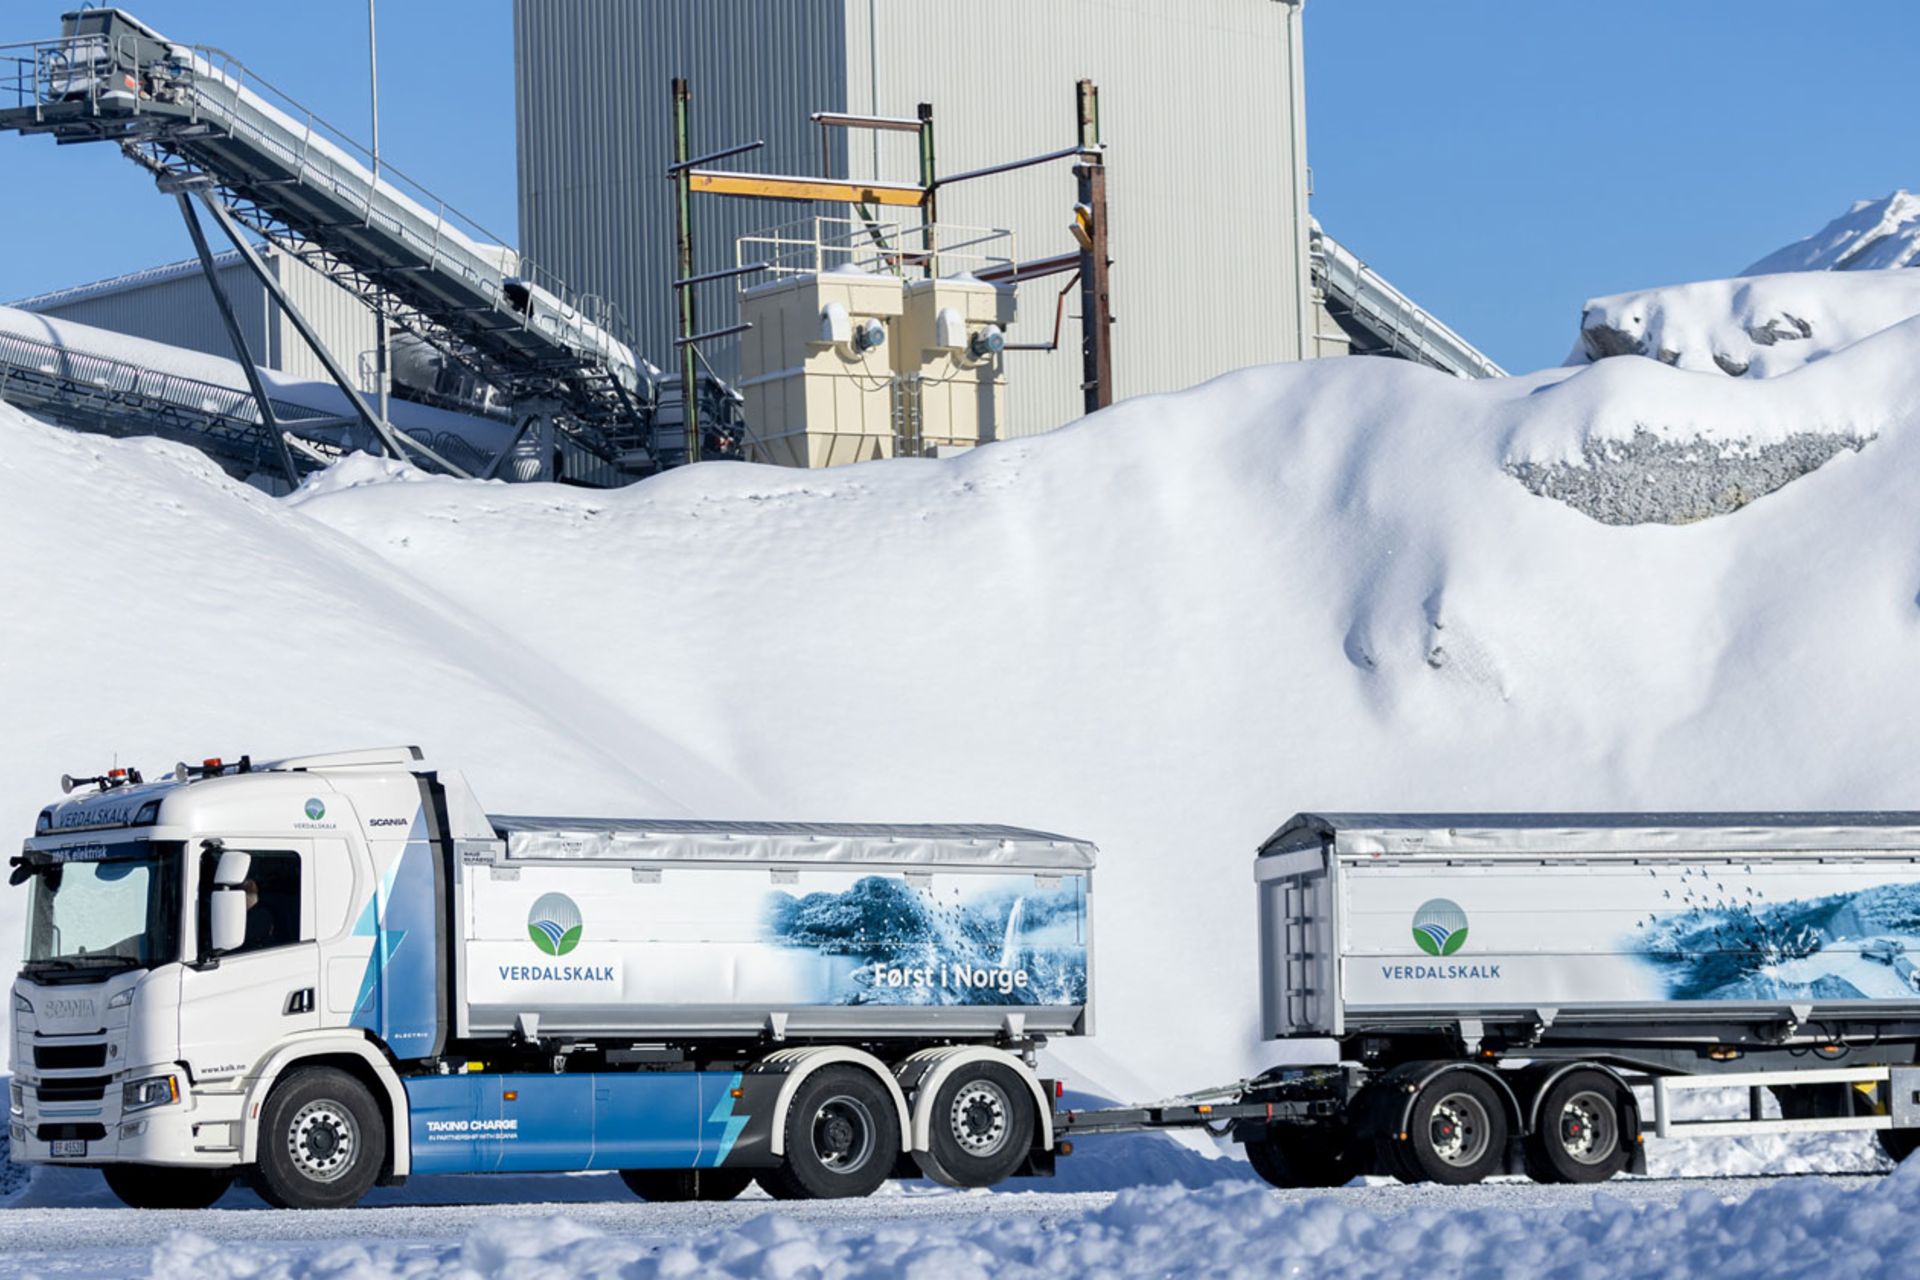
left=1074, top=79, right=1113, bottom=414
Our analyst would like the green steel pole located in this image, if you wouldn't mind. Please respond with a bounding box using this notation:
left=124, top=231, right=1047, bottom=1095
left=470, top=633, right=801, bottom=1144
left=674, top=77, right=701, bottom=464
left=917, top=101, right=935, bottom=276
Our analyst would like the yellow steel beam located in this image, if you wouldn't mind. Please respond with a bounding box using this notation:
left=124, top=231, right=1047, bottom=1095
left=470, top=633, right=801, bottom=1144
left=688, top=170, right=927, bottom=208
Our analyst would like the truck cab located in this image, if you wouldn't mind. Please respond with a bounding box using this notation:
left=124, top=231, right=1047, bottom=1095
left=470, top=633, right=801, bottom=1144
left=10, top=746, right=455, bottom=1207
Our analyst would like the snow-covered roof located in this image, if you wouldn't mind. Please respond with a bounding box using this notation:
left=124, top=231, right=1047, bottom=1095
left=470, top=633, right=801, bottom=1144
left=491, top=816, right=1097, bottom=869
left=9, top=250, right=248, bottom=312
left=1264, top=813, right=1920, bottom=857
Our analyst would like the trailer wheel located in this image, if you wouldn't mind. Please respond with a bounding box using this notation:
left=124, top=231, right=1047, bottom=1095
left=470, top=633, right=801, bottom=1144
left=1403, top=1071, right=1508, bottom=1185
left=1524, top=1070, right=1630, bottom=1184
left=618, top=1167, right=753, bottom=1202
left=756, top=1065, right=900, bottom=1200
left=102, top=1164, right=234, bottom=1209
left=252, top=1066, right=386, bottom=1210
left=1244, top=1128, right=1355, bottom=1188
left=912, top=1061, right=1036, bottom=1189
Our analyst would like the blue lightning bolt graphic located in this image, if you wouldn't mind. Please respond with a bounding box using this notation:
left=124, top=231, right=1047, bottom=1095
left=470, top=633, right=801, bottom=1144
left=705, top=1072, right=750, bottom=1167
left=349, top=851, right=409, bottom=1019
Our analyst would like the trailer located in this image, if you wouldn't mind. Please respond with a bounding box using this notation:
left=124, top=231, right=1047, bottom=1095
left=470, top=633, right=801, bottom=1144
left=9, top=747, right=1089, bottom=1208
left=1061, top=812, right=1920, bottom=1187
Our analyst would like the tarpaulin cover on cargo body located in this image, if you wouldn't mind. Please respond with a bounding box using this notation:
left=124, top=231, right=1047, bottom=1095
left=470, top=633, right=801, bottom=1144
left=489, top=817, right=1096, bottom=869
left=1262, top=812, right=1920, bottom=858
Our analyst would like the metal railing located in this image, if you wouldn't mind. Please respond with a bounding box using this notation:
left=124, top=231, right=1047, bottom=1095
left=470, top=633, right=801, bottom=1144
left=1310, top=224, right=1505, bottom=380
left=0, top=25, right=656, bottom=419
left=738, top=216, right=1015, bottom=283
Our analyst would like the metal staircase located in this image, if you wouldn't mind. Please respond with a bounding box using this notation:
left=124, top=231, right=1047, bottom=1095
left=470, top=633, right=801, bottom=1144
left=0, top=8, right=664, bottom=478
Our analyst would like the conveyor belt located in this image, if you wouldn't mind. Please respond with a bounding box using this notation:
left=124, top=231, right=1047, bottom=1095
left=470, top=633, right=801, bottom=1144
left=0, top=7, right=662, bottom=475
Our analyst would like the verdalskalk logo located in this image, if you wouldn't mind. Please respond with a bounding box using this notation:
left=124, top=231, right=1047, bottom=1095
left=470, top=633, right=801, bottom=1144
left=527, top=892, right=584, bottom=957
left=1411, top=898, right=1468, bottom=956
left=304, top=798, right=326, bottom=821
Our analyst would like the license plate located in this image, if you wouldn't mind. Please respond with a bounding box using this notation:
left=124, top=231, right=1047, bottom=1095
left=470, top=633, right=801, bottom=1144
left=50, top=1139, right=86, bottom=1157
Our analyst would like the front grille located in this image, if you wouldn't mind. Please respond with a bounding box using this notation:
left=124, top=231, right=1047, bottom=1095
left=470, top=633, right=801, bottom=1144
left=34, top=1075, right=110, bottom=1103
left=35, top=1122, right=106, bottom=1142
left=34, top=1043, right=107, bottom=1071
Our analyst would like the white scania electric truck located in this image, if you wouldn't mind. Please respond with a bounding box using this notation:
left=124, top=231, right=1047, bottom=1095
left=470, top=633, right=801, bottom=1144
left=9, top=748, right=1090, bottom=1208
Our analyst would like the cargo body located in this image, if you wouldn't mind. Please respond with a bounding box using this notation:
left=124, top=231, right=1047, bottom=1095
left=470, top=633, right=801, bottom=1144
left=1171, top=812, right=1920, bottom=1192
left=1257, top=812, right=1920, bottom=1046
left=461, top=818, right=1091, bottom=1043
left=10, top=747, right=1088, bottom=1208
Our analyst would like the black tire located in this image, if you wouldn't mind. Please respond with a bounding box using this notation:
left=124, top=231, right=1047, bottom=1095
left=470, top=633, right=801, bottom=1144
left=1879, top=1129, right=1920, bottom=1164
left=619, top=1167, right=753, bottom=1202
left=1243, top=1128, right=1355, bottom=1189
left=1524, top=1070, right=1631, bottom=1185
left=102, top=1163, right=235, bottom=1209
left=912, top=1062, right=1036, bottom=1189
left=253, top=1066, right=385, bottom=1210
left=1403, top=1071, right=1509, bottom=1185
left=756, top=1065, right=900, bottom=1200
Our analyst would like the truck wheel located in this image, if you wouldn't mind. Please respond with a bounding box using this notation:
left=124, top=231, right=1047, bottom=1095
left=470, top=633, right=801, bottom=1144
left=253, top=1066, right=385, bottom=1210
left=102, top=1164, right=234, bottom=1209
left=1878, top=1130, right=1920, bottom=1164
left=912, top=1061, right=1036, bottom=1188
left=755, top=1066, right=900, bottom=1200
left=1404, top=1072, right=1508, bottom=1185
left=1524, top=1070, right=1630, bottom=1184
left=1244, top=1128, right=1355, bottom=1188
left=618, top=1167, right=753, bottom=1202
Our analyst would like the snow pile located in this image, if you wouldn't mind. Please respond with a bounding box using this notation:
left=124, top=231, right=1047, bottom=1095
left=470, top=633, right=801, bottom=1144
left=1748, top=190, right=1920, bottom=274
left=10, top=297, right=1920, bottom=1182
left=1571, top=270, right=1920, bottom=379
left=125, top=1166, right=1920, bottom=1279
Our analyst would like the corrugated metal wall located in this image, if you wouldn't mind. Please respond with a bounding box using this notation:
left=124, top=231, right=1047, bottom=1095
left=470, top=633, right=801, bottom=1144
left=513, top=0, right=852, bottom=382
left=25, top=250, right=382, bottom=391
left=29, top=260, right=271, bottom=368
left=270, top=253, right=380, bottom=388
left=844, top=0, right=1311, bottom=437
left=514, top=0, right=1311, bottom=444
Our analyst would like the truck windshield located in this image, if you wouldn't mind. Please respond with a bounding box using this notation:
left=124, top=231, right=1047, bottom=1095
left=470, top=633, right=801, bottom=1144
left=21, top=841, right=182, bottom=977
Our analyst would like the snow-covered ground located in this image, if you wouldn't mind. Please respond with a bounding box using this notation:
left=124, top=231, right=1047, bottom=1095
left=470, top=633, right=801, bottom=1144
left=12, top=234, right=1920, bottom=1271
left=0, top=1172, right=1908, bottom=1279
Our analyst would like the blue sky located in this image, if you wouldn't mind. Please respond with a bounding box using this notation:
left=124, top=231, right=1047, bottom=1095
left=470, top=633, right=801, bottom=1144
left=0, top=3, right=1907, bottom=374
left=1304, top=2, right=1918, bottom=371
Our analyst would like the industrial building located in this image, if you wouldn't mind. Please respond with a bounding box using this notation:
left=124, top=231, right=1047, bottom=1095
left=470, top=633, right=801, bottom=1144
left=0, top=2, right=1500, bottom=489
left=15, top=247, right=382, bottom=392
left=514, top=0, right=1501, bottom=453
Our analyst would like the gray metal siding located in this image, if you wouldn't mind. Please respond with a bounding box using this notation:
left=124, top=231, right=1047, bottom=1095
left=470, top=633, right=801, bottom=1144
left=514, top=0, right=851, bottom=382
left=845, top=0, right=1311, bottom=437
left=23, top=251, right=380, bottom=389
left=271, top=253, right=381, bottom=388
left=514, top=0, right=1311, bottom=445
left=29, top=260, right=270, bottom=369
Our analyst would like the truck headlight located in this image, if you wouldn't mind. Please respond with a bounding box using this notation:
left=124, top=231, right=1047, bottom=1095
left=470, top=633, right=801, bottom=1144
left=7, top=1080, right=21, bottom=1117
left=107, top=989, right=134, bottom=1010
left=122, top=1075, right=178, bottom=1112
left=10, top=991, right=29, bottom=1015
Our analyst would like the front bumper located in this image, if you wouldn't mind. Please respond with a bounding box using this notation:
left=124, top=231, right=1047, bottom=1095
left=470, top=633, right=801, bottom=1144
left=11, top=1068, right=247, bottom=1168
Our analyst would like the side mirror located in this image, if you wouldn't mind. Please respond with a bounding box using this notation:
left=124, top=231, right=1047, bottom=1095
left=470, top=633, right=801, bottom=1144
left=209, top=886, right=247, bottom=955
left=212, top=848, right=251, bottom=887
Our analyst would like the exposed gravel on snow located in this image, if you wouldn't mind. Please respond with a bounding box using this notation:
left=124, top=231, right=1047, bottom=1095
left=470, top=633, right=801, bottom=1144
left=0, top=1174, right=1904, bottom=1280
left=1505, top=426, right=1872, bottom=525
